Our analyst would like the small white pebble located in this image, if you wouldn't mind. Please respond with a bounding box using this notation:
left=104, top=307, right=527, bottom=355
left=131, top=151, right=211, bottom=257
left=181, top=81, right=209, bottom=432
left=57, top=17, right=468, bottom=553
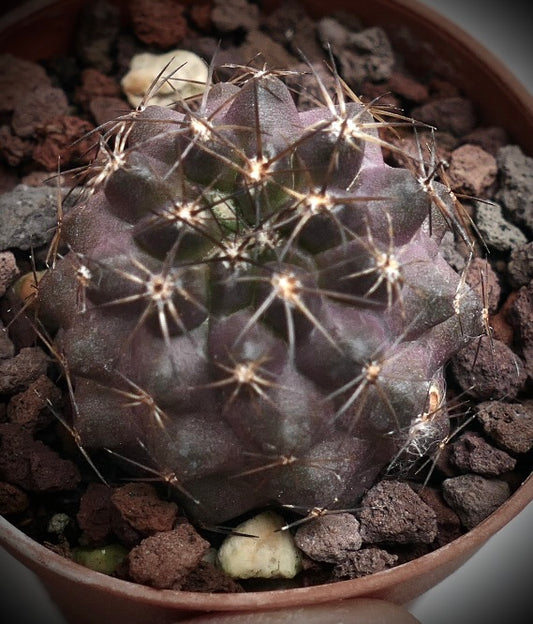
left=121, top=50, right=208, bottom=108
left=217, top=510, right=302, bottom=579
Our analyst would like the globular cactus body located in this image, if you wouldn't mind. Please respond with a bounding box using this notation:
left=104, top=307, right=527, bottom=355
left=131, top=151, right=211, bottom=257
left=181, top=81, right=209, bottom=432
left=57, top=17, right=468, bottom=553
left=38, top=67, right=483, bottom=524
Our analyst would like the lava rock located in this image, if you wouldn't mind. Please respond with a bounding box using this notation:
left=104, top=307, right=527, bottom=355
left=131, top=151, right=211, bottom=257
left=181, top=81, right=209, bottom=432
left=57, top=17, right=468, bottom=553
left=0, top=184, right=62, bottom=250
left=417, top=487, right=463, bottom=548
left=7, top=374, right=61, bottom=433
left=211, top=0, right=260, bottom=33
left=0, top=423, right=80, bottom=492
left=336, top=27, right=395, bottom=85
left=442, top=474, right=510, bottom=529
left=0, top=251, right=19, bottom=297
left=74, top=67, right=122, bottom=111
left=0, top=321, right=15, bottom=360
left=451, top=337, right=527, bottom=400
left=0, top=54, right=52, bottom=114
left=464, top=257, right=501, bottom=313
left=496, top=144, right=533, bottom=234
left=0, top=347, right=49, bottom=394
left=32, top=115, right=97, bottom=171
left=411, top=97, right=477, bottom=136
left=474, top=200, right=527, bottom=253
left=239, top=30, right=298, bottom=71
left=294, top=513, right=362, bottom=563
left=489, top=293, right=516, bottom=347
left=129, top=0, right=188, bottom=49
left=180, top=561, right=244, bottom=593
left=477, top=401, right=533, bottom=454
left=387, top=71, right=429, bottom=103
left=128, top=523, right=210, bottom=589
left=508, top=241, right=533, bottom=288
left=332, top=547, right=398, bottom=580
left=188, top=3, right=213, bottom=34
left=77, top=483, right=114, bottom=544
left=450, top=431, right=516, bottom=476
left=89, top=96, right=131, bottom=126
left=0, top=481, right=29, bottom=515
left=0, top=125, right=31, bottom=167
left=261, top=0, right=324, bottom=62
left=75, top=0, right=121, bottom=72
left=462, top=126, right=509, bottom=156
left=111, top=482, right=179, bottom=536
left=508, top=281, right=533, bottom=379
left=11, top=84, right=69, bottom=139
left=359, top=481, right=437, bottom=544
left=447, top=144, right=497, bottom=197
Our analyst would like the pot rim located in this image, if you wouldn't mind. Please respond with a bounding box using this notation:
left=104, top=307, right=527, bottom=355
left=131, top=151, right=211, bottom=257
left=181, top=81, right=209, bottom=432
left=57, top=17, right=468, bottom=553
left=2, top=473, right=532, bottom=611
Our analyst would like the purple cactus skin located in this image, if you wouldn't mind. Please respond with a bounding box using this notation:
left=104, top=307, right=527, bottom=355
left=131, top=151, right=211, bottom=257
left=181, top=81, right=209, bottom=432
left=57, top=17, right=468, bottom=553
left=37, top=67, right=483, bottom=525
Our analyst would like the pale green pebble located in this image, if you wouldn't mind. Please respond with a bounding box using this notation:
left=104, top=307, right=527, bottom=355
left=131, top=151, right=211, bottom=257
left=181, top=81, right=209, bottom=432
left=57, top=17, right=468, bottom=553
left=47, top=513, right=70, bottom=535
left=73, top=544, right=129, bottom=575
left=217, top=511, right=302, bottom=579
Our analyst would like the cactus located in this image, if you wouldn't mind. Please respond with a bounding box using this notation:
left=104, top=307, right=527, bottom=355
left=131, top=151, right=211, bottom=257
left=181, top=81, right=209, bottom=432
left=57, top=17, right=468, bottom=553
left=35, top=63, right=483, bottom=526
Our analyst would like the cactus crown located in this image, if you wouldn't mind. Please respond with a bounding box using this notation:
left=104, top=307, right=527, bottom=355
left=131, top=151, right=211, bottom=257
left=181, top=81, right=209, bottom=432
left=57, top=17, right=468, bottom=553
left=36, top=61, right=483, bottom=525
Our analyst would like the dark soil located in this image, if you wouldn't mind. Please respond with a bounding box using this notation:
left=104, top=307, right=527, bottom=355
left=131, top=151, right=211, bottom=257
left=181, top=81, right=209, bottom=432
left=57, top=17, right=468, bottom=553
left=1, top=0, right=532, bottom=593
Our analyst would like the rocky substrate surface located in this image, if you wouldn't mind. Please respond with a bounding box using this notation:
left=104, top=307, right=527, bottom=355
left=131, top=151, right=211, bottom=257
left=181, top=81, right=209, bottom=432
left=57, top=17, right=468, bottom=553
left=1, top=0, right=532, bottom=592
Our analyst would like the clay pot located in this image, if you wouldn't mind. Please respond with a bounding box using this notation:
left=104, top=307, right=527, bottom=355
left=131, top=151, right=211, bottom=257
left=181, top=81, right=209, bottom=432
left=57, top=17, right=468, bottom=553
left=1, top=1, right=532, bottom=623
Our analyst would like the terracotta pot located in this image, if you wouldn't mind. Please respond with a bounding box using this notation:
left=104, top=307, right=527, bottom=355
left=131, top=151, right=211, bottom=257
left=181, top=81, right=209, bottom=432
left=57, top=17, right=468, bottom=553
left=1, top=1, right=532, bottom=623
